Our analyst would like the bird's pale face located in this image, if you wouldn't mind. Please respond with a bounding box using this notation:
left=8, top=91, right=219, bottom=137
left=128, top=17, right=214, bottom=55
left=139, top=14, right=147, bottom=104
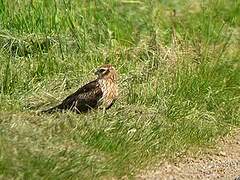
left=95, top=64, right=117, bottom=81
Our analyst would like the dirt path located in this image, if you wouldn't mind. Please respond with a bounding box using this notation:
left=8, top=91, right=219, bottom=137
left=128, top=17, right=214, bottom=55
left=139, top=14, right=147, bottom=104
left=137, top=129, right=240, bottom=180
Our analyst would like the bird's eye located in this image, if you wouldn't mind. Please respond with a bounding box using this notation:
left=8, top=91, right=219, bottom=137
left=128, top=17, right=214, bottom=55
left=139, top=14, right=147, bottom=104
left=99, top=69, right=106, bottom=73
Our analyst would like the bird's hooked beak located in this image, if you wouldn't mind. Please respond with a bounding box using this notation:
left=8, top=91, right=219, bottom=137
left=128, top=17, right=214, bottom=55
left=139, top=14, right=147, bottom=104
left=94, top=69, right=101, bottom=76
left=94, top=67, right=108, bottom=76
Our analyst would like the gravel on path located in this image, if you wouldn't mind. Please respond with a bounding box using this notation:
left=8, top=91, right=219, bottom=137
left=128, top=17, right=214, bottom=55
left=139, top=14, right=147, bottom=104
left=137, top=129, right=240, bottom=180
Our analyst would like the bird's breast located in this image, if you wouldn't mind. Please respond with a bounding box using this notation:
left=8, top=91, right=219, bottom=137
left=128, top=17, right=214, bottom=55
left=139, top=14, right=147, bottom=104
left=98, top=79, right=118, bottom=108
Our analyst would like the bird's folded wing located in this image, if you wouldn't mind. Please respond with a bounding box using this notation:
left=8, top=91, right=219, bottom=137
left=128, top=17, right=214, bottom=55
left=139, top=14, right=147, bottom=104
left=61, top=80, right=103, bottom=107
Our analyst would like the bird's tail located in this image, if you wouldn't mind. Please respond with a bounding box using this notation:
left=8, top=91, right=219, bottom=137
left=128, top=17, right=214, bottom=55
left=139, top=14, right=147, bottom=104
left=41, top=104, right=62, bottom=114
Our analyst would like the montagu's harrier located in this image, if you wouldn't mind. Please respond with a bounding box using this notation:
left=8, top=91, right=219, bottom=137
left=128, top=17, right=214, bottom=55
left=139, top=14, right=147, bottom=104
left=42, top=64, right=118, bottom=113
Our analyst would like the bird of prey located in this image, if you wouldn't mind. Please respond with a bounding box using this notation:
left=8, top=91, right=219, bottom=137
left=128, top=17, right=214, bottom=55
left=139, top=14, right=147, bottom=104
left=42, top=64, right=118, bottom=113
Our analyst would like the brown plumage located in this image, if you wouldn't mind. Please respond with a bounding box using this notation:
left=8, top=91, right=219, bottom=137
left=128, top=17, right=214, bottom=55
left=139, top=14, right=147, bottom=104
left=42, top=64, right=118, bottom=113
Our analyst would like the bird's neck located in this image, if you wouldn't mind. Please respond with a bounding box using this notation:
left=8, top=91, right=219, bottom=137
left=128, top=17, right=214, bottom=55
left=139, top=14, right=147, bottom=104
left=98, top=75, right=117, bottom=83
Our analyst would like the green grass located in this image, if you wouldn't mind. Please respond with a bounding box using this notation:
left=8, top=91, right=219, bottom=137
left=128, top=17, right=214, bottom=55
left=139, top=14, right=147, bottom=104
left=0, top=0, right=240, bottom=179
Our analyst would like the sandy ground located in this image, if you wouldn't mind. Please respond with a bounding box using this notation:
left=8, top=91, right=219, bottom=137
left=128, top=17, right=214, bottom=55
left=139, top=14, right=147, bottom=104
left=137, top=129, right=240, bottom=180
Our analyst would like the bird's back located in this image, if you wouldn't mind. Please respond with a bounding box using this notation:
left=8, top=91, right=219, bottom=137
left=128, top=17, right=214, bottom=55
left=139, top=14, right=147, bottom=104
left=43, top=80, right=103, bottom=113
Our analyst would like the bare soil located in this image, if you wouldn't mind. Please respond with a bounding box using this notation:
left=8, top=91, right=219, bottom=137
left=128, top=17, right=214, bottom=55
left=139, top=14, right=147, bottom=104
left=137, top=129, right=240, bottom=180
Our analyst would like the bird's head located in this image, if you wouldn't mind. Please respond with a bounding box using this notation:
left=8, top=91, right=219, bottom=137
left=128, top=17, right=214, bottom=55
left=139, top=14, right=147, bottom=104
left=95, top=64, right=117, bottom=81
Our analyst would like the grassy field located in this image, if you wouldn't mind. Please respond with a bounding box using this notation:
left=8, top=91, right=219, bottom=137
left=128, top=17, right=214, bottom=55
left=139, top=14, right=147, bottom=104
left=0, top=0, right=239, bottom=179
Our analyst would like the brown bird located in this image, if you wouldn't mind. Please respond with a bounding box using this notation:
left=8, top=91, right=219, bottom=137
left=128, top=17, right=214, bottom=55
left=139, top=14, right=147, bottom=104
left=42, top=64, right=118, bottom=113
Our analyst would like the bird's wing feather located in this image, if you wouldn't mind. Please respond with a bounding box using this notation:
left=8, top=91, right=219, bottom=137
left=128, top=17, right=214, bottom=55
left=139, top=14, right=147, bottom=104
left=58, top=80, right=103, bottom=111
